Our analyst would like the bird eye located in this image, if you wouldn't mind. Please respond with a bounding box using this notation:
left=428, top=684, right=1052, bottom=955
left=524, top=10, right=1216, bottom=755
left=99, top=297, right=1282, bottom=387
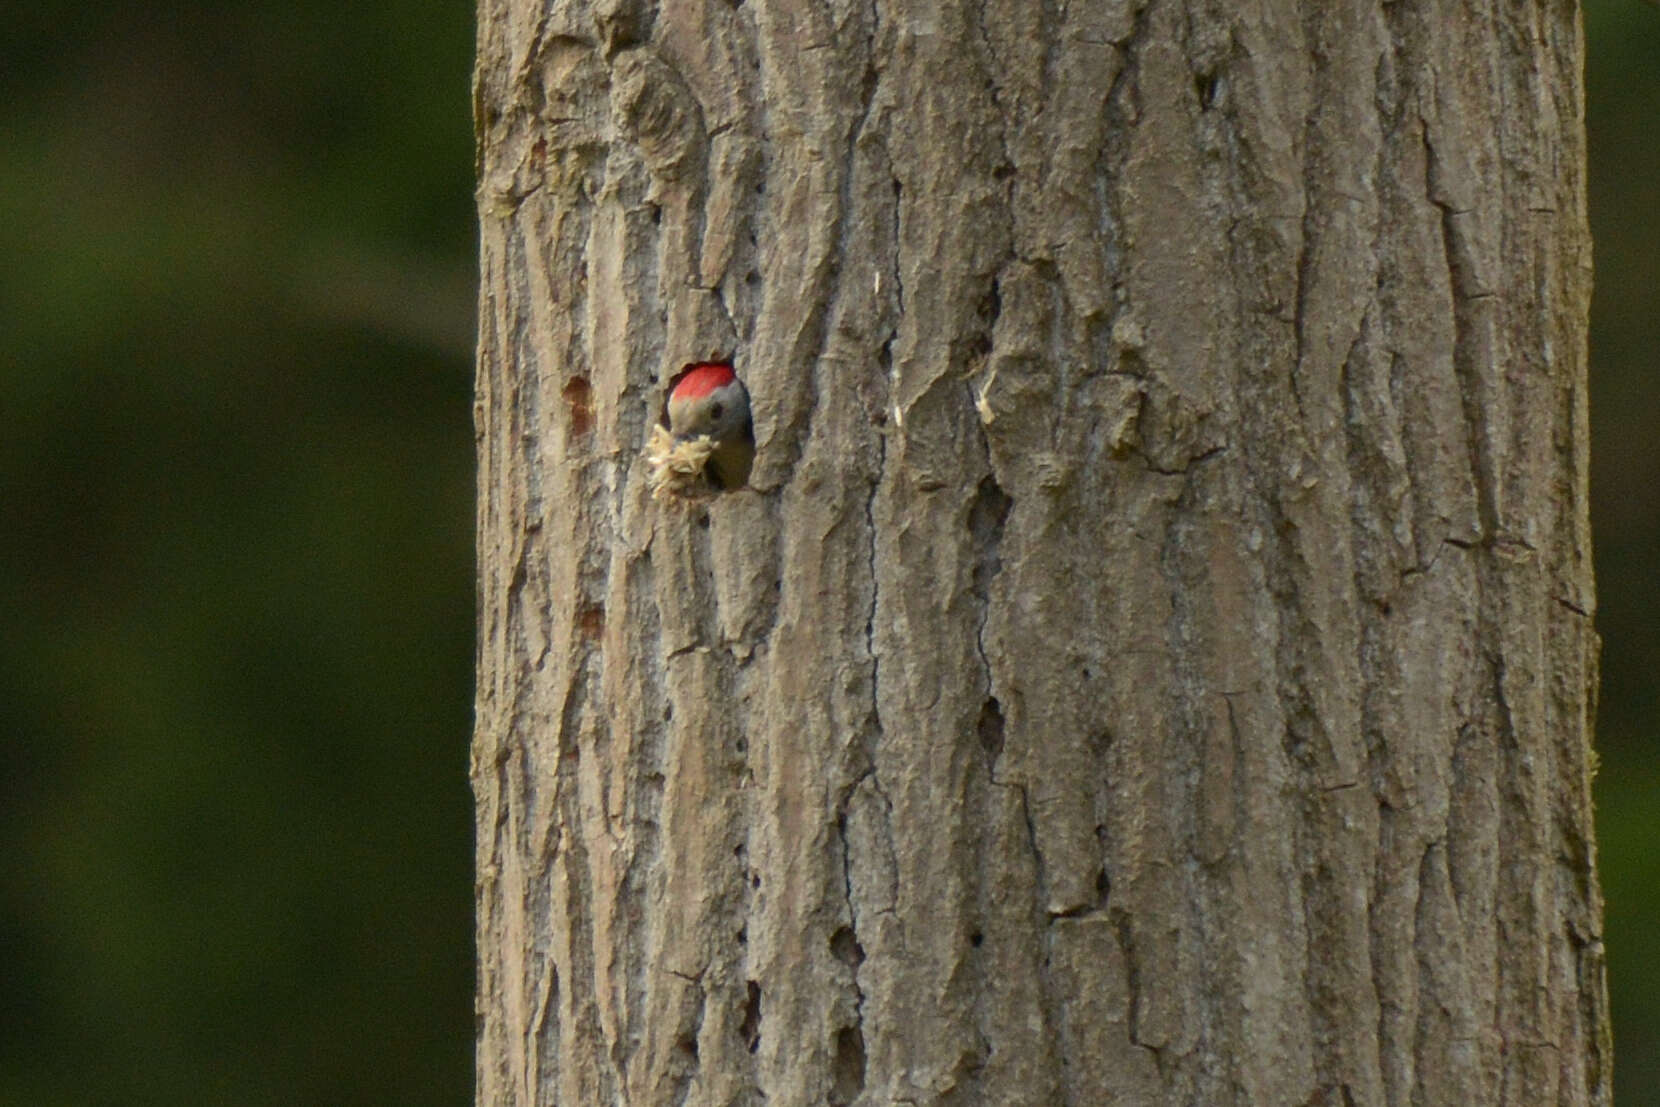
left=709, top=403, right=724, bottom=419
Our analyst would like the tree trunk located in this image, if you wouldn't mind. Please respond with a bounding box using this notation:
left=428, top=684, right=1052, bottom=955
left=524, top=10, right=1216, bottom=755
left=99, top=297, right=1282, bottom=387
left=471, top=0, right=1609, bottom=1103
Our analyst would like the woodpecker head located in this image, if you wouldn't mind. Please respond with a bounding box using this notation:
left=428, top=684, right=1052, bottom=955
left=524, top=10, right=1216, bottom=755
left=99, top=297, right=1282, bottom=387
left=662, top=360, right=754, bottom=490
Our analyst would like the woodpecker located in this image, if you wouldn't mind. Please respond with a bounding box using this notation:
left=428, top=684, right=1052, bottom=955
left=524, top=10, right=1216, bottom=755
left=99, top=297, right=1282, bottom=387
left=662, top=360, right=754, bottom=491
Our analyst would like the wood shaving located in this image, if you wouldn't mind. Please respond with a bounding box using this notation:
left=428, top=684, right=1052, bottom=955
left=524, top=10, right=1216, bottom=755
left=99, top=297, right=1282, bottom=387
left=645, top=423, right=718, bottom=503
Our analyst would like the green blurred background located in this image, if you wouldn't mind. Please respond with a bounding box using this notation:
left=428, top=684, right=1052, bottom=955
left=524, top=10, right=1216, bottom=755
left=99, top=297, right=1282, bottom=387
left=0, top=2, right=1651, bottom=1103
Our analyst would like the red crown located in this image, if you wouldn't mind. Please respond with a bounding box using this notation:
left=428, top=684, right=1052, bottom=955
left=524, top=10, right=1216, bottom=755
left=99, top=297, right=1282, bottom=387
left=669, top=361, right=737, bottom=400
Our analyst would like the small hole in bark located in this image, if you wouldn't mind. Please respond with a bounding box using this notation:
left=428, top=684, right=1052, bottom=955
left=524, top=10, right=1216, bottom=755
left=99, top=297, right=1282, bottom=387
left=970, top=931, right=984, bottom=948
left=980, top=280, right=1001, bottom=326
left=676, top=1032, right=699, bottom=1059
left=562, top=376, right=595, bottom=436
left=1196, top=72, right=1223, bottom=108
left=737, top=927, right=747, bottom=944
left=830, top=926, right=865, bottom=968
left=977, top=697, right=1005, bottom=762
left=649, top=202, right=662, bottom=225
left=1096, top=867, right=1111, bottom=901
left=970, top=475, right=1012, bottom=596
left=740, top=981, right=762, bottom=1053
left=696, top=512, right=711, bottom=529
left=831, top=1026, right=866, bottom=1103
left=751, top=873, right=761, bottom=889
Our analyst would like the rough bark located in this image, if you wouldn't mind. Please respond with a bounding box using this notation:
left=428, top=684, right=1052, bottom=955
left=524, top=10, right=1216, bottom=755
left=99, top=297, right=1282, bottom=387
left=472, top=0, right=1608, bottom=1104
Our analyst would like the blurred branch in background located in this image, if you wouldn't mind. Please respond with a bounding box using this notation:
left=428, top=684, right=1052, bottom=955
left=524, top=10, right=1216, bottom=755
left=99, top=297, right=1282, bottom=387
left=283, top=238, right=475, bottom=361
